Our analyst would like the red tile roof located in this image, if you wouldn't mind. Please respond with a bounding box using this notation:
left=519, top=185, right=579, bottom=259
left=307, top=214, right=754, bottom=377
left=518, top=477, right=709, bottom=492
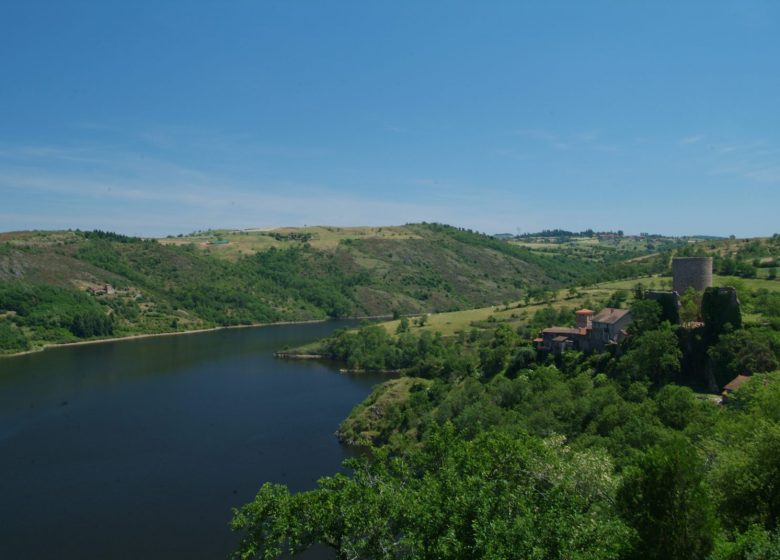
left=576, top=309, right=595, bottom=315
left=723, top=375, right=751, bottom=393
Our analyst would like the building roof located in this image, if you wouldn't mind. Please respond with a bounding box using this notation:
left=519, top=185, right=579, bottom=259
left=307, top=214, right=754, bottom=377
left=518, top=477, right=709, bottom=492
left=592, top=308, right=631, bottom=325
left=723, top=375, right=752, bottom=393
left=576, top=309, right=595, bottom=315
left=542, top=327, right=581, bottom=335
left=552, top=336, right=570, bottom=343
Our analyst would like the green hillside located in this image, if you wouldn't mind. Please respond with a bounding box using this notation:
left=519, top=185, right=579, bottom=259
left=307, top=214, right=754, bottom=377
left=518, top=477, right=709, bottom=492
left=0, top=224, right=667, bottom=355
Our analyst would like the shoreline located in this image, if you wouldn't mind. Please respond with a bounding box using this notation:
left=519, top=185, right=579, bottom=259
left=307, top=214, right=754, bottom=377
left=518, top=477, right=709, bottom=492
left=274, top=352, right=327, bottom=360
left=0, top=314, right=393, bottom=359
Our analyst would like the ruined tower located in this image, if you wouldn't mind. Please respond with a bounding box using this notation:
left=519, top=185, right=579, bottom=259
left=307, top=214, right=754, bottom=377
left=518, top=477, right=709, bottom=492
left=672, top=257, right=713, bottom=295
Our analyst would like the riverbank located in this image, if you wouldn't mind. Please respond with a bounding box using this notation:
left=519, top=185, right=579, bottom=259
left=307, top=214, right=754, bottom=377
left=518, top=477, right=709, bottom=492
left=0, top=314, right=393, bottom=359
left=275, top=351, right=402, bottom=374
left=274, top=352, right=327, bottom=359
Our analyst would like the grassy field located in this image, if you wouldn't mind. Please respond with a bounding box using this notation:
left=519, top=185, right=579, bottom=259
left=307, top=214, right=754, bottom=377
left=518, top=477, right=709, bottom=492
left=713, top=275, right=780, bottom=292
left=159, top=226, right=421, bottom=260
left=369, top=273, right=780, bottom=338
left=376, top=287, right=617, bottom=337
left=507, top=235, right=689, bottom=265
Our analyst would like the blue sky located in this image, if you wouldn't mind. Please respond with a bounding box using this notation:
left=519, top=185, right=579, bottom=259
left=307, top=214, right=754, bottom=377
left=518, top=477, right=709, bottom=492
left=1, top=1, right=779, bottom=237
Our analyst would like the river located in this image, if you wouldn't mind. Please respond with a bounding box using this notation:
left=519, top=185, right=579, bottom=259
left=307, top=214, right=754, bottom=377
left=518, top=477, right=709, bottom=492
left=0, top=321, right=386, bottom=559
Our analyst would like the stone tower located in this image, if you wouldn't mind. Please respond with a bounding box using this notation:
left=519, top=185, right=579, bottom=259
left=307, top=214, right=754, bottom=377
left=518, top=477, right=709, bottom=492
left=575, top=309, right=594, bottom=329
left=672, top=257, right=713, bottom=295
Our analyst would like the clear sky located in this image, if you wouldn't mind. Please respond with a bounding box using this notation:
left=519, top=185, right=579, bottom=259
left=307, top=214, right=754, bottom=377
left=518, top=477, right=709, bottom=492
left=1, top=1, right=779, bottom=237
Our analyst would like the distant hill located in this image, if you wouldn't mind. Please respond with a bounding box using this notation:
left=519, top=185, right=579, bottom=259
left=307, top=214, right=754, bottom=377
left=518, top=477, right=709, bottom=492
left=0, top=223, right=676, bottom=354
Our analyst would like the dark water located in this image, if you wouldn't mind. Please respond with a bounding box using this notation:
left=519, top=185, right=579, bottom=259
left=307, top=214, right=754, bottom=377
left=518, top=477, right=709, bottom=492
left=0, top=321, right=386, bottom=559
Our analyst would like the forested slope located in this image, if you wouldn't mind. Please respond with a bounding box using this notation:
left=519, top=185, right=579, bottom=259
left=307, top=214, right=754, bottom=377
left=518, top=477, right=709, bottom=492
left=0, top=224, right=665, bottom=354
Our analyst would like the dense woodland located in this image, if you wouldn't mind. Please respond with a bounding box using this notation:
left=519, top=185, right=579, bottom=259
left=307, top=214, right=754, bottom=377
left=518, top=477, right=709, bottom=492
left=232, top=281, right=780, bottom=560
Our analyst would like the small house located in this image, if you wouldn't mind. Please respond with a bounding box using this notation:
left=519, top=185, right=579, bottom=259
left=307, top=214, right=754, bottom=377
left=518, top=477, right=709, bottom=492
left=721, top=375, right=751, bottom=401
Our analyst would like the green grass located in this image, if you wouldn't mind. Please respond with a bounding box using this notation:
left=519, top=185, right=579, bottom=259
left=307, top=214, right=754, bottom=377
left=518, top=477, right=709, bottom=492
left=378, top=288, right=609, bottom=337
left=159, top=226, right=421, bottom=260
left=508, top=235, right=688, bottom=264
left=336, top=377, right=431, bottom=446
left=713, top=275, right=780, bottom=292
left=368, top=273, right=780, bottom=338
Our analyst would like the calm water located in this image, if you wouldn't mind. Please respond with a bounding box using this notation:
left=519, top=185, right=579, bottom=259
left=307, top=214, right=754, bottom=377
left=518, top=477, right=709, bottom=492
left=0, top=321, right=386, bottom=559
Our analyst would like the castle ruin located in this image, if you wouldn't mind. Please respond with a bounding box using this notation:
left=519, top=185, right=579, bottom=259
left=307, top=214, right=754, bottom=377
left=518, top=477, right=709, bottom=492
left=672, top=257, right=713, bottom=295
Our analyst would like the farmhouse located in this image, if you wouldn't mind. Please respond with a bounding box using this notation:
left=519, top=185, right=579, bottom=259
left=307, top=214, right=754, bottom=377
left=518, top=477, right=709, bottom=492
left=721, top=374, right=751, bottom=401
left=535, top=307, right=632, bottom=353
left=88, top=283, right=115, bottom=296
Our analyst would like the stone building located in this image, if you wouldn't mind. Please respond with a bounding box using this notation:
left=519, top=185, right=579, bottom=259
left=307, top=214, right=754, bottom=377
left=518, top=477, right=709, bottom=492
left=535, top=307, right=632, bottom=353
left=88, top=283, right=115, bottom=296
left=588, top=308, right=633, bottom=347
left=643, top=257, right=715, bottom=324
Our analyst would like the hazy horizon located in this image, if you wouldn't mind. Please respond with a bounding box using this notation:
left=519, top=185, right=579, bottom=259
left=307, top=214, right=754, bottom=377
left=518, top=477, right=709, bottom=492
left=0, top=222, right=747, bottom=240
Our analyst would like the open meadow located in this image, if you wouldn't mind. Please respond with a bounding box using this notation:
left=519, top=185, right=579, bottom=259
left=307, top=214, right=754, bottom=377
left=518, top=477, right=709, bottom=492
left=372, top=273, right=780, bottom=338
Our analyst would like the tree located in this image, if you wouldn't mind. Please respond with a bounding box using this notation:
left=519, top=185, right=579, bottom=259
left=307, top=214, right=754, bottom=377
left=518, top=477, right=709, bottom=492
left=713, top=376, right=780, bottom=532
left=711, top=525, right=780, bottom=560
left=231, top=427, right=632, bottom=559
left=680, top=288, right=702, bottom=324
left=715, top=423, right=780, bottom=533
left=618, top=435, right=716, bottom=560
left=629, top=299, right=662, bottom=336
left=479, top=324, right=516, bottom=377
left=633, top=282, right=645, bottom=301
left=0, top=319, right=29, bottom=352
left=69, top=310, right=114, bottom=338
left=619, top=323, right=682, bottom=386
left=654, top=384, right=697, bottom=431
left=607, top=290, right=629, bottom=308
left=708, top=329, right=780, bottom=387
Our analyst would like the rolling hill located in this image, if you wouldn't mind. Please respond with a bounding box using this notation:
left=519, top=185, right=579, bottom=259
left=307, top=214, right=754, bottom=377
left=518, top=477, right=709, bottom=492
left=0, top=224, right=675, bottom=354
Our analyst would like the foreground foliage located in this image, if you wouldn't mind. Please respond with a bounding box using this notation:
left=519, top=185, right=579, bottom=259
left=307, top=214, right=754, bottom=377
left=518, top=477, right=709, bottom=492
left=234, top=289, right=780, bottom=559
left=232, top=427, right=632, bottom=560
